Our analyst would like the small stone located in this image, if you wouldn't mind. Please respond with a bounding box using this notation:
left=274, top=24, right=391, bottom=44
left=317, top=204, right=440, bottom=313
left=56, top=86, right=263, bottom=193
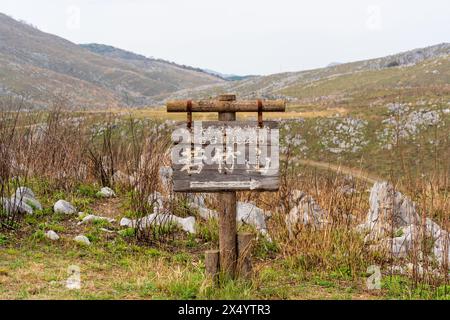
left=237, top=202, right=269, bottom=236
left=45, top=230, right=60, bottom=241
left=77, top=214, right=115, bottom=225
left=73, top=235, right=91, bottom=245
left=100, top=228, right=114, bottom=233
left=15, top=187, right=35, bottom=199
left=6, top=197, right=34, bottom=215
left=25, top=197, right=42, bottom=211
left=176, top=216, right=196, bottom=234
left=120, top=217, right=134, bottom=227
left=54, top=200, right=77, bottom=215
left=97, top=187, right=116, bottom=198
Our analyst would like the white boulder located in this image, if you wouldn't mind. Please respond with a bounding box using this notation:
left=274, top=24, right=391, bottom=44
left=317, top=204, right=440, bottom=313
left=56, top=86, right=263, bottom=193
left=359, top=182, right=449, bottom=268
left=97, top=187, right=116, bottom=198
left=120, top=217, right=134, bottom=228
left=77, top=214, right=115, bottom=225
left=2, top=196, right=34, bottom=215
left=121, top=213, right=196, bottom=234
left=360, top=181, right=419, bottom=241
left=237, top=202, right=269, bottom=237
left=54, top=200, right=77, bottom=215
left=45, top=230, right=60, bottom=241
left=73, top=235, right=91, bottom=245
left=285, top=190, right=328, bottom=238
left=15, top=187, right=35, bottom=199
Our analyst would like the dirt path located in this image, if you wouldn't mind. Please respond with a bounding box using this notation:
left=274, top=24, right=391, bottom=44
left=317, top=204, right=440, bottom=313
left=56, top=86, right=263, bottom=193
left=297, top=159, right=382, bottom=185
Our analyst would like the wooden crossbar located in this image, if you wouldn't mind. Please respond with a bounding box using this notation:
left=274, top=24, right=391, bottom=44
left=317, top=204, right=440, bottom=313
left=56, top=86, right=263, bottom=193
left=166, top=99, right=286, bottom=113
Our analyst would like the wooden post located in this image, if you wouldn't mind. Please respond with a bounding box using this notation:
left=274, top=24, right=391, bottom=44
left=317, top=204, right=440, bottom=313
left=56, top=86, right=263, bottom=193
left=218, top=94, right=238, bottom=278
left=237, top=233, right=254, bottom=278
left=205, top=249, right=220, bottom=280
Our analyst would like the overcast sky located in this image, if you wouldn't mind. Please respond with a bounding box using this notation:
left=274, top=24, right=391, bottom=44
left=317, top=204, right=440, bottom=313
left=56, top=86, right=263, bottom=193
left=1, top=0, right=449, bottom=75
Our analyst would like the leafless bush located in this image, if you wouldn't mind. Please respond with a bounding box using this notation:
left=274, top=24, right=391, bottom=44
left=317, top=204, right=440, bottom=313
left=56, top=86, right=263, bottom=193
left=0, top=97, right=32, bottom=228
left=122, top=118, right=172, bottom=243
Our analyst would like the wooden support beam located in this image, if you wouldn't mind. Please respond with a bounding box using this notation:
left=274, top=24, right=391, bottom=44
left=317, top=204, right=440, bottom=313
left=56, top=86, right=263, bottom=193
left=217, top=94, right=238, bottom=278
left=237, top=233, right=254, bottom=279
left=167, top=99, right=285, bottom=113
left=205, top=249, right=220, bottom=279
left=218, top=191, right=237, bottom=278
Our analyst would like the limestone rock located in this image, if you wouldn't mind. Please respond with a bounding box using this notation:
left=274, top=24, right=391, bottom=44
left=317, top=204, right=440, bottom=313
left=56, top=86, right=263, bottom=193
left=362, top=182, right=419, bottom=241
left=77, top=214, right=115, bottom=225
left=73, top=235, right=91, bottom=245
left=159, top=166, right=173, bottom=190
left=121, top=213, right=196, bottom=234
left=237, top=202, right=269, bottom=237
left=285, top=190, right=328, bottom=237
left=120, top=217, right=134, bottom=228
left=359, top=181, right=449, bottom=268
left=15, top=187, right=35, bottom=199
left=45, top=230, right=60, bottom=241
left=97, top=187, right=116, bottom=198
left=3, top=196, right=34, bottom=215
left=54, top=200, right=77, bottom=215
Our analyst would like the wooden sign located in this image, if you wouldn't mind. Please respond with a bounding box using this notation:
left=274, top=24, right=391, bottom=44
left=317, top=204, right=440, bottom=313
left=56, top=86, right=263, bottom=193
left=167, top=95, right=285, bottom=279
left=171, top=121, right=279, bottom=192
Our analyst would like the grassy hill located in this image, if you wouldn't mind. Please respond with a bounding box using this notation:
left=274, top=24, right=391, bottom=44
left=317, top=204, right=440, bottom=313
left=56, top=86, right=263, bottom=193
left=0, top=13, right=223, bottom=108
left=165, top=43, right=450, bottom=110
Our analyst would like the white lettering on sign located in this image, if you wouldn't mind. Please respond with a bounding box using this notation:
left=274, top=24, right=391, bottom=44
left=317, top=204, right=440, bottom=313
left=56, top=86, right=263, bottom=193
left=171, top=121, right=279, bottom=192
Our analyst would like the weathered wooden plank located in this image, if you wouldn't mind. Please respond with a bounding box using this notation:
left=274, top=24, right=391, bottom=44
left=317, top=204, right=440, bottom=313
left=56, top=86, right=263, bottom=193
left=172, top=164, right=279, bottom=175
left=171, top=120, right=279, bottom=192
left=173, top=120, right=278, bottom=130
left=167, top=100, right=286, bottom=113
left=173, top=172, right=279, bottom=192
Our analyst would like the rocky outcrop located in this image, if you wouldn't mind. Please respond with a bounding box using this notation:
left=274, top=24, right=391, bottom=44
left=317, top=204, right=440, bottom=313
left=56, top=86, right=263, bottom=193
left=73, top=235, right=91, bottom=245
left=285, top=190, right=329, bottom=238
left=120, top=213, right=196, bottom=234
left=358, top=182, right=449, bottom=268
left=97, top=187, right=116, bottom=198
left=1, top=187, right=41, bottom=215
left=54, top=200, right=77, bottom=215
left=78, top=214, right=115, bottom=225
left=45, top=230, right=60, bottom=241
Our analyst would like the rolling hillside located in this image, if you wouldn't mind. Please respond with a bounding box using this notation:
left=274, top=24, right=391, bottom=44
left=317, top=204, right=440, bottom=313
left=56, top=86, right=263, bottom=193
left=0, top=13, right=223, bottom=108
left=165, top=43, right=450, bottom=109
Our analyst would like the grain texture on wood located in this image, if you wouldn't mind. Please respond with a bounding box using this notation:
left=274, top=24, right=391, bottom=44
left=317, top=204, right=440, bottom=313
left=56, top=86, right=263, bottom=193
left=218, top=190, right=237, bottom=278
left=217, top=108, right=238, bottom=279
left=173, top=173, right=279, bottom=192
left=205, top=249, right=220, bottom=279
left=237, top=233, right=254, bottom=279
left=166, top=99, right=286, bottom=113
left=171, top=120, right=279, bottom=192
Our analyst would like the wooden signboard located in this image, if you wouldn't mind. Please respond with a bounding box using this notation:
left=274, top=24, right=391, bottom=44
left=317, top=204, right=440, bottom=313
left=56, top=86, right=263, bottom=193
left=167, top=94, right=285, bottom=279
left=171, top=121, right=279, bottom=192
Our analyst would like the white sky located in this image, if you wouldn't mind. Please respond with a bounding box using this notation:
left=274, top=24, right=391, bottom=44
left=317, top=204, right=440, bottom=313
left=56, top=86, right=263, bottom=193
left=1, top=0, right=449, bottom=75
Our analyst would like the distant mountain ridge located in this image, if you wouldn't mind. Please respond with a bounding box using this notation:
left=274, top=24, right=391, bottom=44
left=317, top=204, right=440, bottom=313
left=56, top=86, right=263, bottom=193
left=201, top=68, right=257, bottom=81
left=80, top=43, right=217, bottom=78
left=0, top=12, right=448, bottom=109
left=165, top=43, right=450, bottom=107
left=0, top=13, right=223, bottom=108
